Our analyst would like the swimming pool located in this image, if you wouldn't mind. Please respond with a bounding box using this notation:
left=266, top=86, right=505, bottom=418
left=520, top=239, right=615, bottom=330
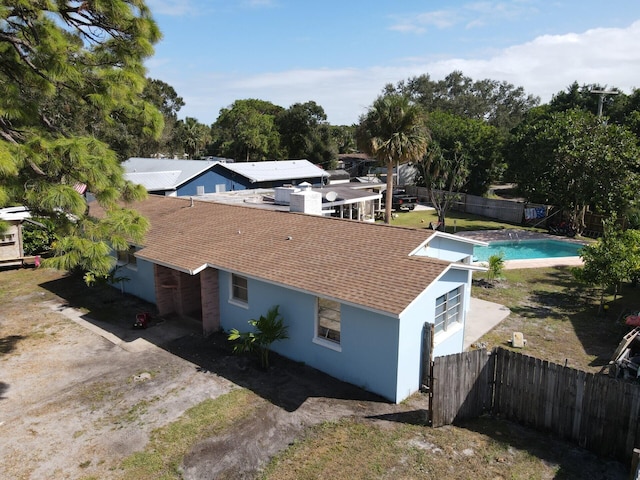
left=473, top=239, right=583, bottom=262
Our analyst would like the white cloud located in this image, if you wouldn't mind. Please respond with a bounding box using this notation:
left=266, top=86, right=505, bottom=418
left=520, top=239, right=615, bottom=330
left=389, top=10, right=457, bottom=33
left=158, top=20, right=640, bottom=125
left=389, top=1, right=537, bottom=34
left=455, top=21, right=640, bottom=100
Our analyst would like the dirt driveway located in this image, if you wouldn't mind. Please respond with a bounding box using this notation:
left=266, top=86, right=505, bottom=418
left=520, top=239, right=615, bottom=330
left=0, top=268, right=426, bottom=479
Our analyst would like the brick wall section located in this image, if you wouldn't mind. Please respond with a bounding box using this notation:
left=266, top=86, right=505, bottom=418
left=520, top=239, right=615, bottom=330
left=154, top=264, right=177, bottom=316
left=176, top=270, right=202, bottom=317
left=200, top=267, right=220, bottom=334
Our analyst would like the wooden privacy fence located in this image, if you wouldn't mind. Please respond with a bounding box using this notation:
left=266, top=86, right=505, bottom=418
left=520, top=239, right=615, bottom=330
left=407, top=186, right=547, bottom=225
left=430, top=348, right=494, bottom=427
left=406, top=186, right=610, bottom=236
left=430, top=347, right=640, bottom=462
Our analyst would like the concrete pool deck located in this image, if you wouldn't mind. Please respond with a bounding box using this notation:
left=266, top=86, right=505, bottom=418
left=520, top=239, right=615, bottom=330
left=455, top=229, right=586, bottom=270
left=464, top=297, right=511, bottom=349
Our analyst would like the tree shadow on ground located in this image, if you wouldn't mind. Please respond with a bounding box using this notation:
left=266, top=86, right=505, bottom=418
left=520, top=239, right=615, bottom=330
left=363, top=412, right=627, bottom=479
left=557, top=273, right=636, bottom=368
left=165, top=332, right=390, bottom=412
left=0, top=382, right=9, bottom=400
left=0, top=335, right=24, bottom=356
left=498, top=267, right=630, bottom=368
left=1, top=336, right=25, bottom=403
left=457, top=416, right=627, bottom=480
left=39, top=273, right=391, bottom=413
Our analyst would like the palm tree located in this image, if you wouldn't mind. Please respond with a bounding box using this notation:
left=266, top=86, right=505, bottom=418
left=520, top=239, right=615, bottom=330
left=180, top=117, right=210, bottom=159
left=228, top=305, right=289, bottom=369
left=356, top=95, right=429, bottom=223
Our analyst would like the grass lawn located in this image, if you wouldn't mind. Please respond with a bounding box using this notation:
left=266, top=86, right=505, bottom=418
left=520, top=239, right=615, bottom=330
left=260, top=415, right=625, bottom=480
left=119, top=389, right=260, bottom=480
left=387, top=208, right=548, bottom=234
left=471, top=267, right=636, bottom=372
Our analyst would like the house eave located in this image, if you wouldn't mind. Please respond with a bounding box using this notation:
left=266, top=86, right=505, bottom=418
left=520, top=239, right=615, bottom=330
left=137, top=256, right=404, bottom=319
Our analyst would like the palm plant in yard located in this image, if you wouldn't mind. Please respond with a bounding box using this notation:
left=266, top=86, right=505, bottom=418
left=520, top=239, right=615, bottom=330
left=356, top=94, right=430, bottom=223
left=485, top=253, right=505, bottom=282
left=228, top=305, right=289, bottom=369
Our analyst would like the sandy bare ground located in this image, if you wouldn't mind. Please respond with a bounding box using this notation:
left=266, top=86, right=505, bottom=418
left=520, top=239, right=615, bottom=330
left=0, top=269, right=425, bottom=479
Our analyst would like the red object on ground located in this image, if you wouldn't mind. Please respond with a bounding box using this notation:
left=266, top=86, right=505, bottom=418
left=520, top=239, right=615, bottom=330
left=625, top=315, right=640, bottom=327
left=134, top=312, right=150, bottom=328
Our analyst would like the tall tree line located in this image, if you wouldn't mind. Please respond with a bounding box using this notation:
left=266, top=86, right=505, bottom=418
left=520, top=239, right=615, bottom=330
left=365, top=73, right=640, bottom=232
left=506, top=83, right=640, bottom=232
left=206, top=99, right=342, bottom=169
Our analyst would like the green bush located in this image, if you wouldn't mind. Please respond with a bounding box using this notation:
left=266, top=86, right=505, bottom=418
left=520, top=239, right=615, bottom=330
left=228, top=305, right=289, bottom=369
left=486, top=253, right=505, bottom=281
left=22, top=218, right=57, bottom=256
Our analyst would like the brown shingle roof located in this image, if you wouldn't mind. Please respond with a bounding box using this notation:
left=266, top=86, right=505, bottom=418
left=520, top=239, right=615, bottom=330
left=102, top=196, right=452, bottom=317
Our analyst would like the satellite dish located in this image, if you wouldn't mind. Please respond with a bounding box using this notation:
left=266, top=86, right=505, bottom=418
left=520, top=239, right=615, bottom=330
left=325, top=191, right=338, bottom=202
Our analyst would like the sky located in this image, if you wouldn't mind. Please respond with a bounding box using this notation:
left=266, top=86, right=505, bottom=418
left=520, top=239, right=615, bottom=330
left=145, top=0, right=640, bottom=126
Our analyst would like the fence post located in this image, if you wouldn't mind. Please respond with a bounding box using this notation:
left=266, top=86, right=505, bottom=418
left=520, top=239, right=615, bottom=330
left=421, top=322, right=434, bottom=425
left=631, top=448, right=640, bottom=480
left=489, top=347, right=498, bottom=413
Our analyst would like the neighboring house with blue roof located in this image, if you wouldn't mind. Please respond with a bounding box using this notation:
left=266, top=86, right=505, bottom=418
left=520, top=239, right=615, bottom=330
left=93, top=195, right=487, bottom=403
left=123, top=158, right=329, bottom=196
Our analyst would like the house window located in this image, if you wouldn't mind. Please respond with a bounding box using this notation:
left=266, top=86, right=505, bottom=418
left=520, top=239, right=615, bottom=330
left=317, top=297, right=341, bottom=344
left=434, top=287, right=462, bottom=334
left=0, top=233, right=15, bottom=245
left=116, top=246, right=137, bottom=268
left=231, top=274, right=248, bottom=304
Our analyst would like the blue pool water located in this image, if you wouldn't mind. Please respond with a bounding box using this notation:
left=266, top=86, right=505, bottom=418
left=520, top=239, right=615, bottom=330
left=473, top=239, right=583, bottom=262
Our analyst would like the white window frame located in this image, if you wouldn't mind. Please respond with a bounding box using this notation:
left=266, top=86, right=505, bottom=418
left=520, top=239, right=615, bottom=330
left=313, top=297, right=342, bottom=351
left=434, top=286, right=463, bottom=335
left=230, top=273, right=249, bottom=307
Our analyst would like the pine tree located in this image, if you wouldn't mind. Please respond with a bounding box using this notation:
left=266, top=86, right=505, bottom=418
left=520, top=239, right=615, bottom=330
left=0, top=0, right=162, bottom=281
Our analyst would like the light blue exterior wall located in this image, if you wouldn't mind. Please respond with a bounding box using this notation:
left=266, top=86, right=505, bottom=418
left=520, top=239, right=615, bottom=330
left=218, top=271, right=402, bottom=402
left=393, top=266, right=471, bottom=399
left=427, top=268, right=469, bottom=357
left=396, top=293, right=431, bottom=402
left=114, top=258, right=156, bottom=304
left=413, top=237, right=476, bottom=314
left=414, top=235, right=475, bottom=262
left=117, top=260, right=474, bottom=403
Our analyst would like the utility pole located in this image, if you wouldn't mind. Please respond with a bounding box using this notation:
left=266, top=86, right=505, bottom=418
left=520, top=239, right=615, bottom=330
left=591, top=89, right=619, bottom=118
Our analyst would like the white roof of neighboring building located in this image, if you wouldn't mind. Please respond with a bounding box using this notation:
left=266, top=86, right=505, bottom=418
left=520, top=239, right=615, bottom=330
left=192, top=184, right=381, bottom=211
left=124, top=171, right=183, bottom=191
left=122, top=158, right=229, bottom=191
left=220, top=159, right=329, bottom=183
left=0, top=206, right=31, bottom=222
